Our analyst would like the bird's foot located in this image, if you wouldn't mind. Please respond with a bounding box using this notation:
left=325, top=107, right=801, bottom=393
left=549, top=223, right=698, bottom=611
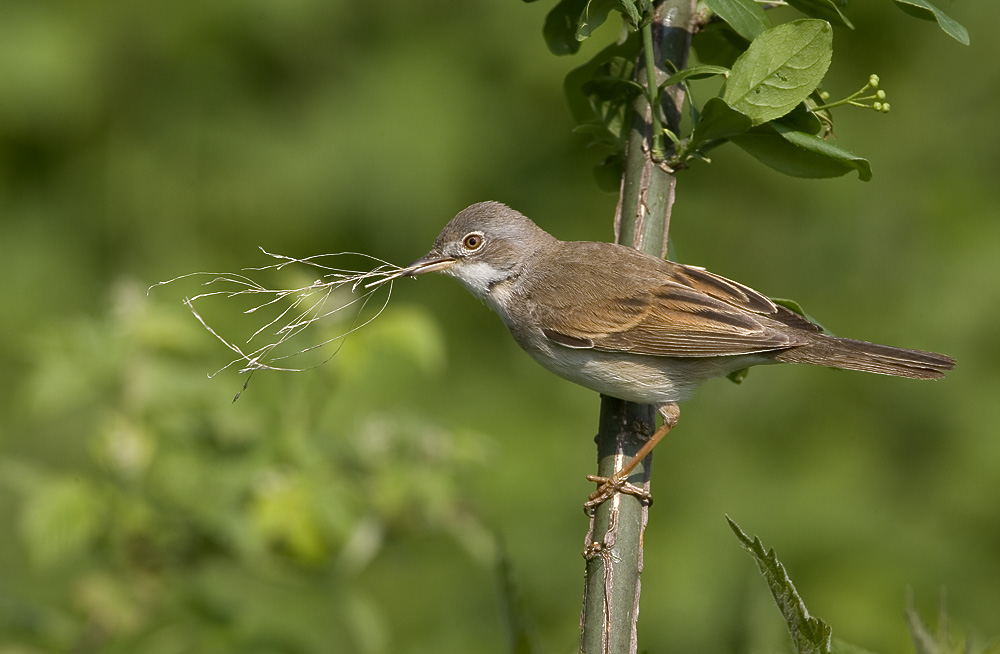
left=583, top=472, right=651, bottom=512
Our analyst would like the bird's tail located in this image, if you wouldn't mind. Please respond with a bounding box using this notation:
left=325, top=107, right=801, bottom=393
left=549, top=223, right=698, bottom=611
left=774, top=336, right=955, bottom=380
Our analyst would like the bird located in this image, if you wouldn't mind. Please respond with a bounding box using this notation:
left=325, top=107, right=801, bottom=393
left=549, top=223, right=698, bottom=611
left=380, top=201, right=954, bottom=505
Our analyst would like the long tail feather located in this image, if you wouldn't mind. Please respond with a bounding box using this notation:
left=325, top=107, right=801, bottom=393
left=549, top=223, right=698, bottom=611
left=774, top=336, right=955, bottom=380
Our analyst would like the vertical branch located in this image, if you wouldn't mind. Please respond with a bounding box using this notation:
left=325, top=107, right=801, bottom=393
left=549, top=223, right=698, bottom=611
left=615, top=2, right=696, bottom=257
left=580, top=2, right=697, bottom=653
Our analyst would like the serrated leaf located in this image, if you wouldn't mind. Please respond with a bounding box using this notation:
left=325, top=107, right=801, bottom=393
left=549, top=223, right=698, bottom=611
left=905, top=594, right=941, bottom=654
left=724, top=19, right=833, bottom=125
left=892, top=0, right=969, bottom=45
left=690, top=97, right=753, bottom=148
left=728, top=517, right=834, bottom=654
left=731, top=123, right=871, bottom=181
left=785, top=0, right=854, bottom=29
left=660, top=64, right=730, bottom=90
left=704, top=0, right=771, bottom=40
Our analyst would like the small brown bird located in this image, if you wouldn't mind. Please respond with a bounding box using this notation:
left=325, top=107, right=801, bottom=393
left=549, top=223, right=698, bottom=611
left=383, top=202, right=955, bottom=503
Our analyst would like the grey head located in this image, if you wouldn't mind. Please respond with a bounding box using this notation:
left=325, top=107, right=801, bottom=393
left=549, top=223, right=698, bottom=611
left=388, top=201, right=557, bottom=300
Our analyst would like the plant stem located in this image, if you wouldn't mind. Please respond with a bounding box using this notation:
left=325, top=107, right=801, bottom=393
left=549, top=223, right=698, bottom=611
left=642, top=21, right=666, bottom=162
left=614, top=1, right=697, bottom=255
left=579, top=2, right=697, bottom=653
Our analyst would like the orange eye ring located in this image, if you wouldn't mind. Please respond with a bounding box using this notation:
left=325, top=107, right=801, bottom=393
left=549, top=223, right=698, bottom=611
left=463, top=233, right=484, bottom=250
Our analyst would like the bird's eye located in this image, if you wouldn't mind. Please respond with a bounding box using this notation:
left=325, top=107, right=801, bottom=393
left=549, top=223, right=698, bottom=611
left=462, top=233, right=484, bottom=250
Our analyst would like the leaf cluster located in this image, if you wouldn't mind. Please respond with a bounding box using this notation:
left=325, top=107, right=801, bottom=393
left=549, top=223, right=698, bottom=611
left=531, top=0, right=967, bottom=185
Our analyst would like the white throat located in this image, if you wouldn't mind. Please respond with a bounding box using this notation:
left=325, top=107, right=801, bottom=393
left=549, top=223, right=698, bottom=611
left=445, top=261, right=518, bottom=323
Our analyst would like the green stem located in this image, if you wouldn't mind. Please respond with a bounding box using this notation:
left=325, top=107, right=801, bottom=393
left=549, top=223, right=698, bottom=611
left=580, top=2, right=697, bottom=653
left=811, top=81, right=880, bottom=111
left=811, top=94, right=880, bottom=111
left=642, top=20, right=666, bottom=162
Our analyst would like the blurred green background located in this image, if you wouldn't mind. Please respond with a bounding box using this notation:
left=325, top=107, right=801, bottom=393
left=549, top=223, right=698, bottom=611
left=0, top=1, right=996, bottom=652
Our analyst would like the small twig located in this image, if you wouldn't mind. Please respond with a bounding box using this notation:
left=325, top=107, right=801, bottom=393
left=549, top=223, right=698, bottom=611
left=149, top=250, right=407, bottom=394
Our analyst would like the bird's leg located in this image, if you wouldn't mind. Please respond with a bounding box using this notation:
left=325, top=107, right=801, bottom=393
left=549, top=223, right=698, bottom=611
left=584, top=403, right=680, bottom=510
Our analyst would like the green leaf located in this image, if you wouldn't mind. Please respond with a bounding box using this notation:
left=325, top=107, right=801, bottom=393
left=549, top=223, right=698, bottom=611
left=704, top=0, right=771, bottom=40
left=544, top=0, right=589, bottom=55
left=731, top=123, right=871, bottom=181
left=692, top=22, right=749, bottom=68
left=577, top=0, right=620, bottom=41
left=723, top=19, right=833, bottom=125
left=726, top=367, right=750, bottom=384
left=544, top=0, right=639, bottom=53
left=573, top=123, right=622, bottom=147
left=593, top=153, right=625, bottom=192
left=776, top=102, right=824, bottom=136
left=617, top=0, right=642, bottom=28
left=581, top=76, right=646, bottom=102
left=785, top=0, right=854, bottom=29
left=892, top=0, right=969, bottom=45
left=903, top=591, right=970, bottom=654
left=690, top=97, right=753, bottom=148
left=659, top=64, right=730, bottom=90
left=728, top=517, right=834, bottom=654
left=563, top=33, right=641, bottom=125
left=771, top=297, right=832, bottom=334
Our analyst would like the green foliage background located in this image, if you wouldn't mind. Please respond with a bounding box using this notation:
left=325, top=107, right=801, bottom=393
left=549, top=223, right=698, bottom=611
left=0, top=1, right=996, bottom=652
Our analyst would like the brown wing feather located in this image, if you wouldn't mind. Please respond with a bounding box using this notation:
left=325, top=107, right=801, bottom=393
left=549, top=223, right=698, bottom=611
left=529, top=245, right=814, bottom=358
left=539, top=284, right=810, bottom=357
left=667, top=263, right=778, bottom=314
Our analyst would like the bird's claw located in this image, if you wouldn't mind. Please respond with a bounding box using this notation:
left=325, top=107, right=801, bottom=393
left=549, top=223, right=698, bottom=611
left=583, top=473, right=652, bottom=512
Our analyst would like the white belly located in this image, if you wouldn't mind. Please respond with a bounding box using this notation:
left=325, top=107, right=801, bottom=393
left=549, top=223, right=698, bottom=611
left=513, top=332, right=761, bottom=405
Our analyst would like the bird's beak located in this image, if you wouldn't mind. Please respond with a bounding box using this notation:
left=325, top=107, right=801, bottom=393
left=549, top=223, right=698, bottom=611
left=398, top=254, right=458, bottom=276
left=367, top=254, right=457, bottom=287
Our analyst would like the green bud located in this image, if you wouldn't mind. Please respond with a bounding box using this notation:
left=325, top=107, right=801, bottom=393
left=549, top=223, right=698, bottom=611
left=881, top=102, right=891, bottom=113
left=869, top=74, right=880, bottom=88
left=820, top=90, right=831, bottom=101
left=876, top=90, right=886, bottom=100
left=873, top=102, right=883, bottom=112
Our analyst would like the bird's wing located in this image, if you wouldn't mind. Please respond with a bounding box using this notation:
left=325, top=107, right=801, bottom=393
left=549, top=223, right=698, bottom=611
left=535, top=261, right=817, bottom=358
